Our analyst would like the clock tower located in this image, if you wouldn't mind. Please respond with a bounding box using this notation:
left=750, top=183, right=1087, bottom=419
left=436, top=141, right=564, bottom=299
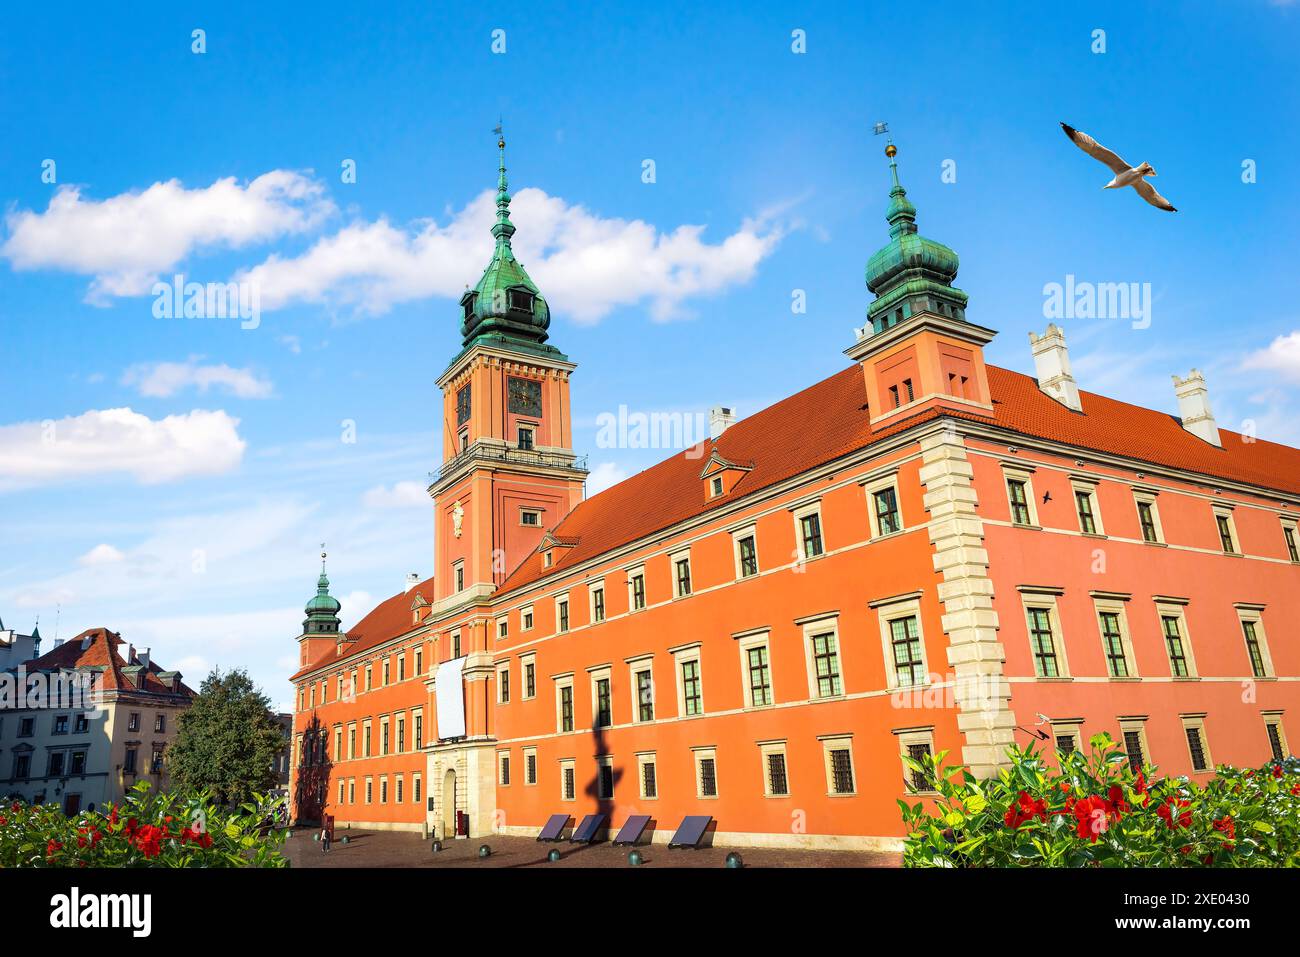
left=428, top=130, right=588, bottom=617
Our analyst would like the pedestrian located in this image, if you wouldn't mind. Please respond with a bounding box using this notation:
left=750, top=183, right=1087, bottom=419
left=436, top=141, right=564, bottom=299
left=321, top=824, right=331, bottom=853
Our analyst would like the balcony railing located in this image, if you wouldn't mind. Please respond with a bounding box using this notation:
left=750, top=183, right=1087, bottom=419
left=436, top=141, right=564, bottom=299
left=430, top=442, right=588, bottom=485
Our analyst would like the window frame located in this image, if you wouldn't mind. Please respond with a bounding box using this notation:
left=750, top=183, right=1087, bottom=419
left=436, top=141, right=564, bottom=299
left=555, top=594, right=570, bottom=634
left=1154, top=598, right=1198, bottom=679
left=872, top=593, right=930, bottom=690
left=1092, top=595, right=1138, bottom=680
left=863, top=472, right=903, bottom=539
left=759, top=740, right=790, bottom=798
left=1213, top=506, right=1240, bottom=556
left=1282, top=519, right=1300, bottom=564
left=1019, top=589, right=1070, bottom=679
left=1119, top=718, right=1151, bottom=770
left=559, top=758, right=576, bottom=802
left=895, top=727, right=937, bottom=794
left=1133, top=489, right=1165, bottom=544
left=627, top=655, right=655, bottom=724
left=821, top=735, right=858, bottom=797
left=731, top=525, right=759, bottom=580
left=693, top=747, right=719, bottom=800
left=1070, top=477, right=1105, bottom=536
left=523, top=747, right=538, bottom=786
left=792, top=502, right=826, bottom=561
left=735, top=630, right=774, bottom=710
left=1002, top=465, right=1040, bottom=528
left=589, top=666, right=613, bottom=729
left=626, top=565, right=647, bottom=612
left=554, top=674, right=575, bottom=734
left=800, top=614, right=844, bottom=700
left=589, top=580, right=606, bottom=623
left=1180, top=714, right=1212, bottom=774
left=496, top=661, right=511, bottom=704
left=672, top=644, right=704, bottom=718
left=670, top=548, right=693, bottom=598
left=636, top=751, right=658, bottom=800
left=521, top=653, right=537, bottom=700
left=1236, top=606, right=1274, bottom=678
left=1263, top=713, right=1289, bottom=764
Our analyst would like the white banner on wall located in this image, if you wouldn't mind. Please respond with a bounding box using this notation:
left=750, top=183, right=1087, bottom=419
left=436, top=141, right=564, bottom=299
left=434, top=656, right=467, bottom=740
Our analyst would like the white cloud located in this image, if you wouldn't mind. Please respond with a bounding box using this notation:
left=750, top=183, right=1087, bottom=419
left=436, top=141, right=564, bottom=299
left=78, top=543, right=125, bottom=566
left=122, top=358, right=274, bottom=399
left=337, top=590, right=377, bottom=630
left=0, top=407, right=245, bottom=490
left=238, top=187, right=785, bottom=323
left=1, top=170, right=335, bottom=301
left=361, top=480, right=428, bottom=509
left=1242, top=332, right=1300, bottom=383
left=586, top=461, right=631, bottom=496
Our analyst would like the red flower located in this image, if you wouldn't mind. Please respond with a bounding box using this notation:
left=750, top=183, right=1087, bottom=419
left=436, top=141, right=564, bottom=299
left=1072, top=795, right=1110, bottom=841
left=76, top=826, right=103, bottom=849
left=1106, top=784, right=1128, bottom=818
left=1157, top=798, right=1192, bottom=830
left=0, top=815, right=7, bottom=827
left=1213, top=815, right=1236, bottom=848
left=108, top=805, right=119, bottom=827
left=1272, top=764, right=1284, bottom=779
left=46, top=839, right=63, bottom=859
left=132, top=824, right=164, bottom=859
left=1003, top=790, right=1048, bottom=829
left=1290, top=781, right=1300, bottom=797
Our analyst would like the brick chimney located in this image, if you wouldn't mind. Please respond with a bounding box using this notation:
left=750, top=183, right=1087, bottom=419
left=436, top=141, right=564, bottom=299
left=1172, top=369, right=1221, bottom=447
left=1028, top=323, right=1082, bottom=412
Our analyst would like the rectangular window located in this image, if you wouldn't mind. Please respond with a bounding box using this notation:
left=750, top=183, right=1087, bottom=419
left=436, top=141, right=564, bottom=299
left=562, top=762, right=576, bottom=801
left=1075, top=489, right=1097, bottom=535
left=380, top=778, right=389, bottom=804
left=559, top=685, right=574, bottom=733
left=630, top=572, right=646, bottom=611
left=636, top=669, right=654, bottom=722
left=746, top=645, right=772, bottom=707
left=640, top=756, right=657, bottom=799
left=591, top=586, right=605, bottom=623
left=520, top=509, right=541, bottom=527
left=382, top=719, right=390, bottom=755
left=383, top=660, right=390, bottom=686
left=674, top=557, right=692, bottom=597
left=1162, top=615, right=1190, bottom=678
left=524, top=660, right=536, bottom=698
left=766, top=751, right=789, bottom=796
left=74, top=714, right=89, bottom=734
left=1007, top=479, right=1032, bottom=526
left=711, top=476, right=724, bottom=497
left=1185, top=726, right=1208, bottom=772
left=557, top=598, right=569, bottom=633
left=48, top=752, right=65, bottom=776
left=1265, top=720, right=1287, bottom=763
left=810, top=631, right=842, bottom=698
left=1055, top=733, right=1077, bottom=755
left=522, top=607, right=534, bottom=630
left=594, top=677, right=612, bottom=728
left=1137, top=500, right=1159, bottom=542
left=498, top=666, right=510, bottom=703
left=598, top=761, right=614, bottom=800
left=413, top=774, right=421, bottom=803
left=698, top=755, right=718, bottom=798
left=127, top=713, right=140, bottom=733
left=396, top=775, right=404, bottom=803
left=453, top=632, right=461, bottom=658
left=499, top=753, right=511, bottom=786
left=524, top=749, right=537, bottom=786
left=680, top=659, right=702, bottom=716
left=1216, top=513, right=1237, bottom=554
left=1122, top=729, right=1145, bottom=768
left=1028, top=607, right=1060, bottom=678
left=905, top=742, right=933, bottom=792
left=1099, top=611, right=1130, bottom=678
left=873, top=487, right=901, bottom=536
left=414, top=712, right=423, bottom=749
left=54, top=714, right=69, bottom=735
left=829, top=748, right=855, bottom=795
left=737, top=534, right=758, bottom=578
left=454, top=562, right=465, bottom=592
left=889, top=616, right=925, bottom=687
left=517, top=426, right=535, bottom=451
left=1242, top=619, right=1268, bottom=678
left=1284, top=523, right=1300, bottom=563
left=799, top=512, right=824, bottom=558
left=364, top=722, right=372, bottom=757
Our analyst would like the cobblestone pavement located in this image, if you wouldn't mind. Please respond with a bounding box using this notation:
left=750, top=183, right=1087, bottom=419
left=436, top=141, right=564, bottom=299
left=286, top=830, right=901, bottom=869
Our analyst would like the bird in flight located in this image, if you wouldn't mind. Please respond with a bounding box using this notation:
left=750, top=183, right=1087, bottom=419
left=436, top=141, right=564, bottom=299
left=1060, top=122, right=1177, bottom=212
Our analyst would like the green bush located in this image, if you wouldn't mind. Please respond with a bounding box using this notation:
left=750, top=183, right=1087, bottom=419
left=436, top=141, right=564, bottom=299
left=0, top=781, right=289, bottom=868
left=900, top=732, right=1300, bottom=867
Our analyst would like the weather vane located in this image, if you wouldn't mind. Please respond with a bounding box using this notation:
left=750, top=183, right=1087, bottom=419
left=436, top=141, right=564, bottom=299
left=873, top=121, right=889, bottom=136
left=493, top=117, right=504, bottom=148
left=874, top=120, right=896, bottom=158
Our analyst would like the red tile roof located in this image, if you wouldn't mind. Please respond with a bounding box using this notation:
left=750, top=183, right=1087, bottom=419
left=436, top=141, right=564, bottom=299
left=292, top=576, right=434, bottom=680
left=495, top=362, right=1300, bottom=598
left=24, top=627, right=195, bottom=697
left=300, top=359, right=1300, bottom=674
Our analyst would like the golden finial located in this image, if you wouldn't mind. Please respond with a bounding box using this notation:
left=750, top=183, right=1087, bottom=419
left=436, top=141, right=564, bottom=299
left=885, top=143, right=897, bottom=158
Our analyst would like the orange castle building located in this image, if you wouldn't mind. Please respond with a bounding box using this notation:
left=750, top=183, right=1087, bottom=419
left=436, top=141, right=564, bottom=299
left=289, top=138, right=1300, bottom=850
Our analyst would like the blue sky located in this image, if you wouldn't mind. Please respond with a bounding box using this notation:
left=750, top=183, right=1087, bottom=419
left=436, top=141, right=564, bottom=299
left=2, top=1, right=1298, bottom=708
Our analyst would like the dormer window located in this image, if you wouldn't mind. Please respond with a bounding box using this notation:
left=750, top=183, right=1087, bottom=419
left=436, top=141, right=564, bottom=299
left=461, top=292, right=477, bottom=319
left=711, top=476, right=724, bottom=497
left=508, top=288, right=534, bottom=313
left=543, top=550, right=553, bottom=568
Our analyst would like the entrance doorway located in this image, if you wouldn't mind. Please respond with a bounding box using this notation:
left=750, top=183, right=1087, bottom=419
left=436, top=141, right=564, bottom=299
left=441, top=768, right=457, bottom=837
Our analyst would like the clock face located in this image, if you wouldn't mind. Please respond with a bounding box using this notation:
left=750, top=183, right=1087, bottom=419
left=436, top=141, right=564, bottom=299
left=507, top=376, right=542, bottom=416
left=456, top=385, right=471, bottom=426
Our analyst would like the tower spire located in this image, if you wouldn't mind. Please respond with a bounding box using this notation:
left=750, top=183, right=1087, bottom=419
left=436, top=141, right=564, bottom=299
left=492, top=121, right=516, bottom=249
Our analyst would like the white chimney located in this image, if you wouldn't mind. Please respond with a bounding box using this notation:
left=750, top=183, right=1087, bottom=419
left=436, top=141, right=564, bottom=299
left=1172, top=369, right=1221, bottom=447
left=709, top=406, right=737, bottom=439
left=1028, top=324, right=1082, bottom=412
left=404, top=573, right=420, bottom=593
left=139, top=648, right=151, bottom=669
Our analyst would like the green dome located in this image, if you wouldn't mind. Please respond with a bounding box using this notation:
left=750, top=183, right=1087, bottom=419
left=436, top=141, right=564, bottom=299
left=303, top=566, right=341, bottom=635
left=454, top=133, right=566, bottom=364
left=863, top=144, right=969, bottom=336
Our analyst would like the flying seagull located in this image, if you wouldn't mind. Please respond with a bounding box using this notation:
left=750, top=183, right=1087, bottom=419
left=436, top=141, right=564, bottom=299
left=1060, top=122, right=1177, bottom=212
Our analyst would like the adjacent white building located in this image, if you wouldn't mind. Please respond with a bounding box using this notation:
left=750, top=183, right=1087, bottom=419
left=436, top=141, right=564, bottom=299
left=0, top=616, right=40, bottom=670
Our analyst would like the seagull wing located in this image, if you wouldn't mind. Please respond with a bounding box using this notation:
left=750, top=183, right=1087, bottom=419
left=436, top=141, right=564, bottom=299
left=1060, top=122, right=1131, bottom=174
left=1133, top=178, right=1177, bottom=212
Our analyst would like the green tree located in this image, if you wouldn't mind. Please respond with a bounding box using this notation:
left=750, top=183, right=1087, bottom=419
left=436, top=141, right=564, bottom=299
left=168, top=668, right=285, bottom=807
